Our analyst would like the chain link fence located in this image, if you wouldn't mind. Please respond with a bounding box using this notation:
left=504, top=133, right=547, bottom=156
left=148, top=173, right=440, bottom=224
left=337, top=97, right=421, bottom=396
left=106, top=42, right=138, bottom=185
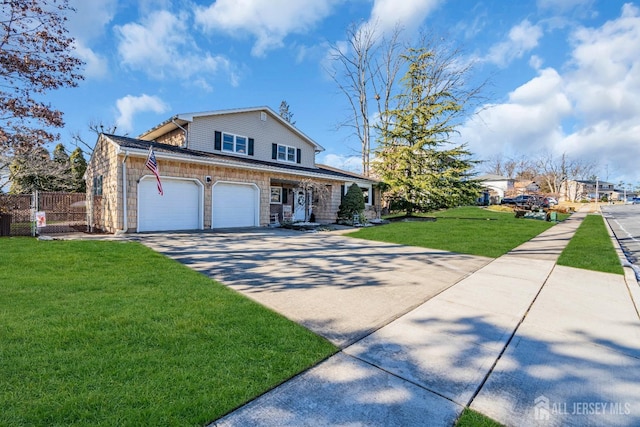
left=0, top=192, right=87, bottom=236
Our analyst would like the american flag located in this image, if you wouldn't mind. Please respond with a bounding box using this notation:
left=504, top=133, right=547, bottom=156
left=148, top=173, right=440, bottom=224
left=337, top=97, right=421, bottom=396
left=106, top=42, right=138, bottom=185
left=145, top=147, right=163, bottom=195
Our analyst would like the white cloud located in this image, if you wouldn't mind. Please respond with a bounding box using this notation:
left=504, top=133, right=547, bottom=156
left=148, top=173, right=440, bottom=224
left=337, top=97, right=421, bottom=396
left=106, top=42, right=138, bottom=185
left=73, top=41, right=108, bottom=79
left=461, top=4, right=640, bottom=183
left=115, top=94, right=170, bottom=133
left=565, top=3, right=640, bottom=124
left=537, top=0, right=593, bottom=13
left=485, top=20, right=544, bottom=67
left=67, top=0, right=117, bottom=41
left=460, top=67, right=571, bottom=159
left=115, top=10, right=237, bottom=85
left=67, top=0, right=117, bottom=79
left=194, top=0, right=339, bottom=57
left=368, top=0, right=444, bottom=34
left=319, top=154, right=363, bottom=174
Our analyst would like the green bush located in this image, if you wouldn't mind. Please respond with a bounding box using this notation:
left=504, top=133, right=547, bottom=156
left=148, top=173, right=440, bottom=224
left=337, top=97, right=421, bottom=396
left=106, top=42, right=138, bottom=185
left=337, top=184, right=365, bottom=224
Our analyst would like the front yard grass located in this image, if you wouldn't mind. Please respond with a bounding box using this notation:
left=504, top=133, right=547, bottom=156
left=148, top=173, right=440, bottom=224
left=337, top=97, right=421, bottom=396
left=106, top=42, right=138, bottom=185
left=350, top=206, right=556, bottom=258
left=456, top=408, right=504, bottom=427
left=0, top=238, right=336, bottom=426
left=557, top=214, right=624, bottom=274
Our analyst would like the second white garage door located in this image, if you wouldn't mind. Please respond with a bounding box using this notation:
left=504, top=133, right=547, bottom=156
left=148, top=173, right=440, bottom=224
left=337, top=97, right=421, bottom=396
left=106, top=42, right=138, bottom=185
left=212, top=182, right=259, bottom=228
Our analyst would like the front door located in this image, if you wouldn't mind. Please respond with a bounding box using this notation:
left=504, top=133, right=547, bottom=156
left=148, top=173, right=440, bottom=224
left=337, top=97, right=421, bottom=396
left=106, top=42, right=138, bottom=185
left=293, top=190, right=306, bottom=221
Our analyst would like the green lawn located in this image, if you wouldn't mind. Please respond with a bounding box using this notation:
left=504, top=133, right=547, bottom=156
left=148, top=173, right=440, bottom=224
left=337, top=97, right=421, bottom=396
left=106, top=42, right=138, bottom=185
left=0, top=238, right=336, bottom=426
left=456, top=408, right=504, bottom=427
left=350, top=206, right=556, bottom=258
left=557, top=214, right=624, bottom=274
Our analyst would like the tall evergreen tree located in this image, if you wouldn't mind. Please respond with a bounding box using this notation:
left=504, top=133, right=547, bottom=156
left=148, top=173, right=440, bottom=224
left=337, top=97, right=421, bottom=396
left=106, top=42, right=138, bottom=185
left=52, top=143, right=71, bottom=190
left=374, top=47, right=482, bottom=213
left=69, top=147, right=87, bottom=193
left=278, top=100, right=296, bottom=126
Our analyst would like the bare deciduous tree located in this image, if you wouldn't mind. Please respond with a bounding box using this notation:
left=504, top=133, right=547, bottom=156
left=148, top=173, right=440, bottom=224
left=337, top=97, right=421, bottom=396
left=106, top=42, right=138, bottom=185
left=295, top=178, right=331, bottom=223
left=536, top=151, right=594, bottom=199
left=328, top=21, right=403, bottom=177
left=71, top=120, right=120, bottom=153
left=0, top=0, right=84, bottom=153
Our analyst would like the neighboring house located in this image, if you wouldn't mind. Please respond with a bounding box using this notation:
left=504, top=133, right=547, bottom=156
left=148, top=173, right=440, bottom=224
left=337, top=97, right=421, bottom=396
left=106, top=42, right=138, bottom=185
left=476, top=174, right=514, bottom=204
left=560, top=179, right=616, bottom=202
left=513, top=180, right=540, bottom=195
left=85, top=106, right=379, bottom=233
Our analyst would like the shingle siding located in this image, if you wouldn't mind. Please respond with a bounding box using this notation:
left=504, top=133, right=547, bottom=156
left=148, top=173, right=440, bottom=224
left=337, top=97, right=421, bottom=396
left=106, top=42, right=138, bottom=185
left=86, top=136, right=347, bottom=232
left=85, top=136, right=122, bottom=233
left=155, top=127, right=185, bottom=147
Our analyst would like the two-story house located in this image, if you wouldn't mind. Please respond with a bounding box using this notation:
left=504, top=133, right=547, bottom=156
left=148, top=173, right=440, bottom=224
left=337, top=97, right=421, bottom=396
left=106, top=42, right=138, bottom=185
left=85, top=106, right=378, bottom=233
left=560, top=179, right=616, bottom=202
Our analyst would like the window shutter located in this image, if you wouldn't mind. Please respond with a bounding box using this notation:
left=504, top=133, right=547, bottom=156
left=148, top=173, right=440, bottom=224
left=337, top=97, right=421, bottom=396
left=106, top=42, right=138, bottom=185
left=214, top=131, right=221, bottom=150
left=282, top=188, right=288, bottom=204
left=248, top=138, right=254, bottom=156
left=296, top=148, right=302, bottom=164
left=340, top=185, right=345, bottom=201
left=272, top=143, right=277, bottom=160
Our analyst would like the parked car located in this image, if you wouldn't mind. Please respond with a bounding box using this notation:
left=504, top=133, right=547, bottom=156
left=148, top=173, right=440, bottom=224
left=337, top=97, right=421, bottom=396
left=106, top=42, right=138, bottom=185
left=500, top=196, right=516, bottom=205
left=542, top=197, right=558, bottom=207
left=633, top=197, right=640, bottom=205
left=501, top=195, right=541, bottom=209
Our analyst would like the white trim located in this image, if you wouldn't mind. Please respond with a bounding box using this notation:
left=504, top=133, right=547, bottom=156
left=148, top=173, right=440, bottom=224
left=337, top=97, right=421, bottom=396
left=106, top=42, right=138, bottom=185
left=121, top=152, right=128, bottom=232
left=137, top=176, right=204, bottom=232
left=211, top=181, right=260, bottom=228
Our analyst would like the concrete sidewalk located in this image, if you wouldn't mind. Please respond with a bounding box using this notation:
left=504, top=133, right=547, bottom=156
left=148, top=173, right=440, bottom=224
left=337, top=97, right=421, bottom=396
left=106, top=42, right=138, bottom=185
left=212, top=210, right=640, bottom=427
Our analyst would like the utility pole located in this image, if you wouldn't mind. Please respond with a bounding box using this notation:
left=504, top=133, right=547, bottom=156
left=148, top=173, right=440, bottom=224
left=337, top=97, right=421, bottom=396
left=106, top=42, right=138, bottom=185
left=595, top=176, right=599, bottom=211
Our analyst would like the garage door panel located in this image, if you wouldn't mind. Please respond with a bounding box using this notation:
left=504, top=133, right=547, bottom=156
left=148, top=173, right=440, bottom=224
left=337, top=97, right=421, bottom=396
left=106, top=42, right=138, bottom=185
left=138, top=178, right=200, bottom=232
left=212, top=183, right=258, bottom=228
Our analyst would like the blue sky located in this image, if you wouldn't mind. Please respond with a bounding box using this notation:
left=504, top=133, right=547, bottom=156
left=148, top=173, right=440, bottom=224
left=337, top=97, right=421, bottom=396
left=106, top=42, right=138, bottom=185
left=54, top=0, right=639, bottom=185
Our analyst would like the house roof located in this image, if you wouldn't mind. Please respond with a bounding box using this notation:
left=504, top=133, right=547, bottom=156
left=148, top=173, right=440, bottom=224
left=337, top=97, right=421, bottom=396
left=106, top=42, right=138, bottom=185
left=575, top=179, right=615, bottom=186
left=138, top=106, right=325, bottom=153
left=316, top=163, right=375, bottom=181
left=476, top=174, right=513, bottom=182
left=103, top=134, right=374, bottom=184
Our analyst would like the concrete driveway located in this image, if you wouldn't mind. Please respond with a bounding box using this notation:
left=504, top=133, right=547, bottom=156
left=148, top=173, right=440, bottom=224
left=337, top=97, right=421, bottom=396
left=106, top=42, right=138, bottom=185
left=137, top=228, right=491, bottom=348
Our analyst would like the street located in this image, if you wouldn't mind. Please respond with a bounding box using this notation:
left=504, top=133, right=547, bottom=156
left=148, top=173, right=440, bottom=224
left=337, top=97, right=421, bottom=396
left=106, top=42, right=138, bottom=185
left=601, top=204, right=640, bottom=273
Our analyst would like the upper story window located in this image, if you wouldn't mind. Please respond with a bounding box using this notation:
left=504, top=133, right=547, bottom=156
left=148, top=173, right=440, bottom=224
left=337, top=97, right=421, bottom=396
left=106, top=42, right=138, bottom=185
left=272, top=143, right=301, bottom=164
left=278, top=145, right=296, bottom=162
left=214, top=130, right=254, bottom=156
left=222, top=133, right=248, bottom=154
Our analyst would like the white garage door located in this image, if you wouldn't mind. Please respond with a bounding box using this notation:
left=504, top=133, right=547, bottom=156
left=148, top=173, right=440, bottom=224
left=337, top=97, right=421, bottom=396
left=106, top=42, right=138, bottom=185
left=212, top=182, right=258, bottom=228
left=138, top=178, right=201, bottom=232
